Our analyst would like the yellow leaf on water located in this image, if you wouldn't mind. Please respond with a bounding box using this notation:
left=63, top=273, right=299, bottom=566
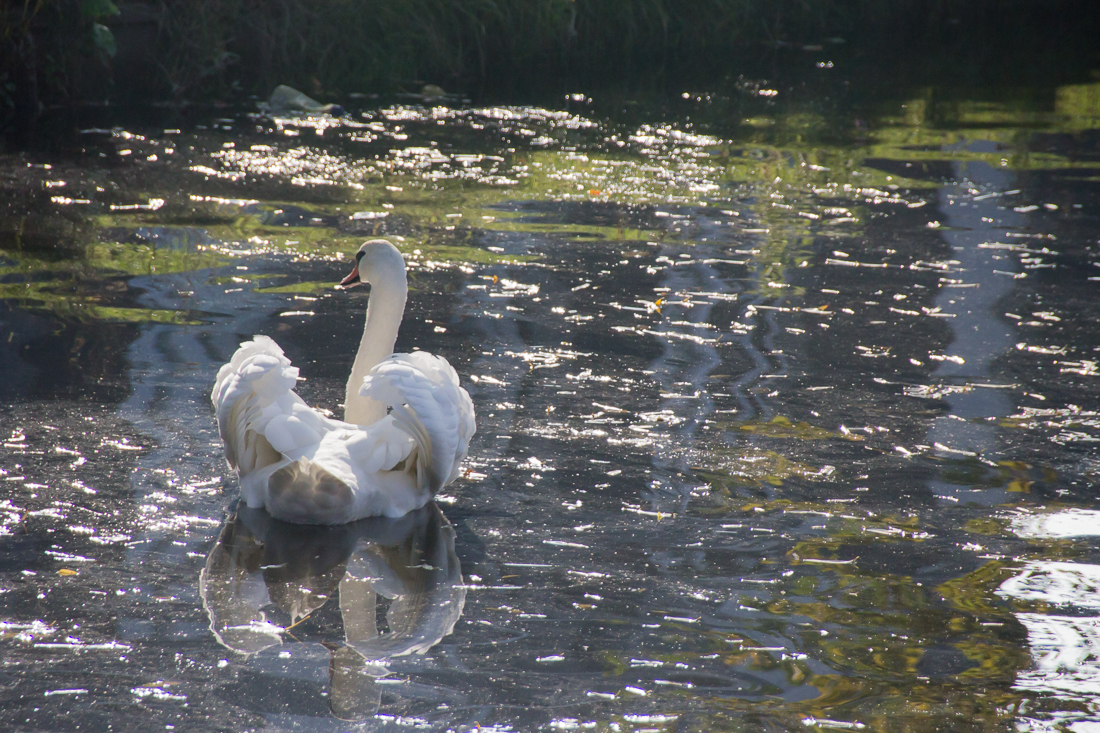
left=58, top=569, right=78, bottom=576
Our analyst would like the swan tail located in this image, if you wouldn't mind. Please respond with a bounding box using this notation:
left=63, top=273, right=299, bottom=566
left=261, top=458, right=356, bottom=525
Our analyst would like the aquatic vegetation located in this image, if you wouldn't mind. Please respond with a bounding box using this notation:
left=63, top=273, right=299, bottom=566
left=694, top=447, right=830, bottom=499
left=724, top=415, right=862, bottom=441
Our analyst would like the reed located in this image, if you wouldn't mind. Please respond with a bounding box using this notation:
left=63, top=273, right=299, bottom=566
left=128, top=0, right=866, bottom=97
left=164, top=0, right=1100, bottom=98
left=3, top=0, right=1099, bottom=109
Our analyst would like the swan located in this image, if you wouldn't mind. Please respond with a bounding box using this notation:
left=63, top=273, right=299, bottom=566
left=211, top=239, right=476, bottom=524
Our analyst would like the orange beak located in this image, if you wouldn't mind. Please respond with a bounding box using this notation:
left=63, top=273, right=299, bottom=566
left=338, top=263, right=361, bottom=288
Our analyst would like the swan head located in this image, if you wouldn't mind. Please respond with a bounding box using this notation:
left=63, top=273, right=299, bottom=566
left=339, top=239, right=406, bottom=289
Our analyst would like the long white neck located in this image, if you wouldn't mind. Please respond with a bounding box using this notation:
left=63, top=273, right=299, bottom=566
left=344, top=274, right=407, bottom=425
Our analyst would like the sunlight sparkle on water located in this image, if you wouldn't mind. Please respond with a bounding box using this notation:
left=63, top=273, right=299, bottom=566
left=3, top=75, right=1100, bottom=732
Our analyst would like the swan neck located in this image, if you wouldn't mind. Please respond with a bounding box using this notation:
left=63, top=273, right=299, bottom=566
left=344, top=278, right=407, bottom=424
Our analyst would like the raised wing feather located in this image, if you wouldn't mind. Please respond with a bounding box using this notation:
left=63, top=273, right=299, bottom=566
left=211, top=336, right=298, bottom=471
left=359, top=352, right=476, bottom=492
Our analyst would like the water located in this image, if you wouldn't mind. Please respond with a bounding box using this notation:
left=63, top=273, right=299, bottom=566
left=1, top=76, right=1099, bottom=732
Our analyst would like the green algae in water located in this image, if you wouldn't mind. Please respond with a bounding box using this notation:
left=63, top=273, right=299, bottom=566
left=724, top=415, right=864, bottom=441
left=255, top=280, right=339, bottom=294
left=0, top=280, right=198, bottom=325
left=87, top=242, right=227, bottom=276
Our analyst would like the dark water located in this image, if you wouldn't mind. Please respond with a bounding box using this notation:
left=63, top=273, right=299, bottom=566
left=2, top=75, right=1100, bottom=732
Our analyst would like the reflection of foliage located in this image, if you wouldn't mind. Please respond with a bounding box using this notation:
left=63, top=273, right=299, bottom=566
left=955, top=638, right=1030, bottom=684
left=517, top=148, right=721, bottom=206
left=964, top=517, right=1007, bottom=536
left=937, top=560, right=1017, bottom=615
left=695, top=417, right=858, bottom=504
left=0, top=278, right=199, bottom=324
left=724, top=415, right=862, bottom=441
left=7, top=76, right=1100, bottom=340
left=0, top=188, right=539, bottom=325
left=88, top=241, right=226, bottom=276
left=936, top=457, right=1055, bottom=494
left=569, top=493, right=1040, bottom=728
left=695, top=447, right=826, bottom=502
left=213, top=224, right=535, bottom=267
left=780, top=541, right=1027, bottom=728
left=0, top=212, right=91, bottom=258
left=0, top=221, right=219, bottom=322
left=254, top=280, right=333, bottom=295
left=173, top=84, right=1100, bottom=305
left=592, top=531, right=1029, bottom=730
left=721, top=144, right=866, bottom=295
left=867, top=102, right=1092, bottom=171
left=1056, top=83, right=1100, bottom=129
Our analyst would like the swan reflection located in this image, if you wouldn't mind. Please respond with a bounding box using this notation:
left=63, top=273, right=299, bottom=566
left=200, top=501, right=465, bottom=719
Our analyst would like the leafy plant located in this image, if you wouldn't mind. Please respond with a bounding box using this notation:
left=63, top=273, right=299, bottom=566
left=82, top=0, right=121, bottom=60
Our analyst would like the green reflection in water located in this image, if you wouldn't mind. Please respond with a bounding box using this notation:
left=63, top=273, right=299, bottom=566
left=0, top=244, right=208, bottom=324
left=695, top=448, right=827, bottom=498
left=0, top=276, right=199, bottom=324
left=724, top=415, right=863, bottom=441
left=780, top=544, right=1025, bottom=728
left=87, top=241, right=226, bottom=276
left=255, top=280, right=336, bottom=294
left=9, top=80, right=1099, bottom=326
left=595, top=491, right=1049, bottom=729
left=935, top=457, right=1056, bottom=494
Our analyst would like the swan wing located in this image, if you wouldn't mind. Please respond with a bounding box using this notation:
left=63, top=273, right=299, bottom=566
left=359, top=352, right=476, bottom=493
left=211, top=335, right=301, bottom=473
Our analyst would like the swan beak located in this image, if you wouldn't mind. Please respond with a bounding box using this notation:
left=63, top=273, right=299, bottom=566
left=338, top=264, right=361, bottom=289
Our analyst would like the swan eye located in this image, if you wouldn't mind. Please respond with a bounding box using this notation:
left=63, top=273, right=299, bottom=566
left=355, top=249, right=366, bottom=263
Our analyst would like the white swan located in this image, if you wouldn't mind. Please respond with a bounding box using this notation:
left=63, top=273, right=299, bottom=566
left=211, top=240, right=476, bottom=524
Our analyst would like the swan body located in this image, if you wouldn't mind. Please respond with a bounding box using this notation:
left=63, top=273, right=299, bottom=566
left=211, top=240, right=475, bottom=524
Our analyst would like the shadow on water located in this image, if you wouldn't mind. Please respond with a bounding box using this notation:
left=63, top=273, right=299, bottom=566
left=926, top=142, right=1024, bottom=506
left=1, top=65, right=1100, bottom=731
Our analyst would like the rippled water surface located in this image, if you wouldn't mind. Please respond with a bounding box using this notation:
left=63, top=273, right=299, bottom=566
left=2, top=78, right=1100, bottom=732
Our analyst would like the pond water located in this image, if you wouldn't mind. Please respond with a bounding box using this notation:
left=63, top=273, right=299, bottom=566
left=2, top=72, right=1100, bottom=732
